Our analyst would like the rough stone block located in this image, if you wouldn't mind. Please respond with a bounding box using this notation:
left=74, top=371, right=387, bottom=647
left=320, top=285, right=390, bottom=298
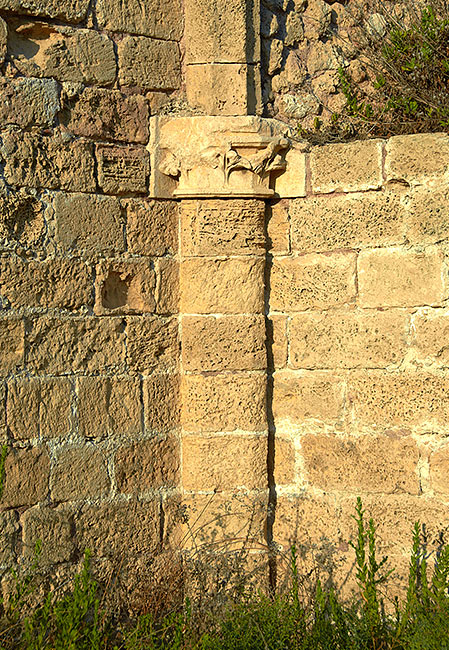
left=273, top=495, right=340, bottom=552
left=63, top=87, right=149, bottom=144
left=118, top=36, right=181, bottom=90
left=0, top=17, right=6, bottom=64
left=310, top=139, right=383, bottom=194
left=301, top=432, right=419, bottom=494
left=182, top=315, right=266, bottom=372
left=0, top=192, right=44, bottom=252
left=0, top=258, right=92, bottom=310
left=1, top=130, right=95, bottom=191
left=269, top=315, right=288, bottom=368
left=95, top=260, right=156, bottom=315
left=181, top=373, right=267, bottom=433
left=96, top=144, right=150, bottom=195
left=127, top=316, right=179, bottom=374
left=182, top=434, right=267, bottom=490
left=180, top=258, right=264, bottom=314
left=0, top=319, right=23, bottom=374
left=51, top=446, right=110, bottom=501
left=115, top=438, right=180, bottom=494
left=386, top=133, right=449, bottom=184
left=0, top=77, right=59, bottom=127
left=125, top=199, right=178, bottom=257
left=267, top=201, right=290, bottom=254
left=290, top=191, right=405, bottom=253
left=429, top=444, right=449, bottom=495
left=21, top=507, right=73, bottom=565
left=156, top=259, right=179, bottom=314
left=274, top=145, right=307, bottom=199
left=2, top=447, right=50, bottom=507
left=270, top=252, right=356, bottom=311
left=358, top=247, right=445, bottom=308
left=411, top=310, right=449, bottom=368
left=273, top=370, right=344, bottom=425
left=96, top=0, right=183, bottom=39
left=0, top=512, right=19, bottom=565
left=406, top=184, right=449, bottom=245
left=54, top=193, right=124, bottom=254
left=78, top=377, right=141, bottom=438
left=8, top=22, right=116, bottom=84
left=143, top=375, right=180, bottom=433
left=275, top=437, right=295, bottom=485
left=27, top=317, right=126, bottom=374
left=0, top=0, right=89, bottom=21
left=181, top=199, right=265, bottom=257
left=290, top=310, right=407, bottom=369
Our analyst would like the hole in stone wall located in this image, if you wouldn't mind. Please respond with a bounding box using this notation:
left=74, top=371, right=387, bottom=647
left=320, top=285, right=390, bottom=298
left=101, top=271, right=132, bottom=309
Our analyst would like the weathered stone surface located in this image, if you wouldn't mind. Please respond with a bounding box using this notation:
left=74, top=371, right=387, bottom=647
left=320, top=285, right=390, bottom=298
left=310, top=139, right=383, bottom=194
left=2, top=447, right=49, bottom=507
left=21, top=507, right=73, bottom=564
left=0, top=512, right=19, bottom=565
left=274, top=495, right=340, bottom=551
left=307, top=41, right=340, bottom=75
left=181, top=373, right=267, bottom=432
left=118, top=37, right=181, bottom=90
left=63, top=88, right=149, bottom=144
left=7, top=378, right=73, bottom=440
left=54, top=193, right=124, bottom=254
left=78, top=377, right=141, bottom=438
left=0, top=319, right=23, bottom=374
left=0, top=17, right=6, bottom=65
left=97, top=0, right=183, bottom=39
left=96, top=144, right=150, bottom=195
left=269, top=315, right=288, bottom=368
left=0, top=130, right=95, bottom=191
left=0, top=192, right=44, bottom=251
left=180, top=258, right=264, bottom=314
left=270, top=252, right=356, bottom=311
left=289, top=311, right=407, bottom=369
left=51, top=446, right=110, bottom=501
left=0, top=77, right=59, bottom=127
left=8, top=22, right=116, bottom=84
left=275, top=437, right=295, bottom=484
left=429, top=444, right=449, bottom=494
left=411, top=310, right=449, bottom=368
left=125, top=199, right=178, bottom=256
left=406, top=184, right=449, bottom=245
left=127, top=317, right=179, bottom=374
left=0, top=0, right=89, bottom=22
left=181, top=200, right=265, bottom=257
left=273, top=371, right=344, bottom=425
left=0, top=258, right=92, bottom=310
left=27, top=317, right=126, bottom=374
left=0, top=382, right=5, bottom=440
left=290, top=191, right=405, bottom=253
left=156, top=260, right=179, bottom=314
left=386, top=133, right=449, bottom=184
left=267, top=201, right=290, bottom=253
left=115, top=438, right=180, bottom=494
left=303, top=0, right=332, bottom=40
left=182, top=315, right=266, bottom=371
left=144, top=375, right=180, bottom=433
left=301, top=433, right=419, bottom=494
left=358, top=247, right=445, bottom=308
left=182, top=434, right=267, bottom=490
left=274, top=145, right=307, bottom=199
left=95, top=260, right=156, bottom=315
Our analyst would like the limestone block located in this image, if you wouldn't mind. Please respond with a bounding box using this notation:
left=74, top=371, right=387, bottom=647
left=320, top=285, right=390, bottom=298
left=156, top=259, right=179, bottom=314
left=181, top=373, right=267, bottom=433
left=180, top=258, right=264, bottom=314
left=8, top=22, right=116, bottom=84
left=347, top=370, right=449, bottom=432
left=273, top=495, right=340, bottom=551
left=186, top=64, right=261, bottom=116
left=125, top=199, right=178, bottom=257
left=303, top=0, right=332, bottom=40
left=2, top=447, right=50, bottom=507
left=0, top=258, right=92, bottom=310
left=27, top=317, right=126, bottom=374
left=63, top=88, right=149, bottom=144
left=0, top=0, right=89, bottom=21
left=306, top=41, right=340, bottom=75
left=429, top=445, right=449, bottom=494
left=267, top=201, right=290, bottom=253
left=270, top=252, right=357, bottom=311
left=96, top=144, right=150, bottom=195
left=182, top=434, right=267, bottom=490
left=289, top=310, right=407, bottom=369
left=54, top=193, right=124, bottom=254
left=406, top=184, right=449, bottom=245
left=182, top=315, right=266, bottom=371
left=78, top=377, right=141, bottom=438
left=0, top=130, right=95, bottom=191
left=269, top=315, right=288, bottom=368
left=386, top=133, right=449, bottom=184
left=181, top=199, right=265, bottom=257
left=21, top=507, right=73, bottom=565
left=143, top=375, right=180, bottom=433
left=95, top=260, right=157, bottom=315
left=290, top=191, right=405, bottom=253
left=301, top=432, right=419, bottom=494
left=273, top=370, right=345, bottom=425
left=0, top=17, right=6, bottom=64
left=118, top=36, right=181, bottom=90
left=310, top=139, right=383, bottom=194
left=0, top=319, right=24, bottom=374
left=358, top=247, right=445, bottom=308
left=275, top=438, right=295, bottom=485
left=51, top=446, right=110, bottom=501
left=273, top=145, right=307, bottom=198
left=0, top=77, right=59, bottom=127
left=0, top=512, right=18, bottom=565
left=411, top=310, right=449, bottom=368
left=7, top=378, right=73, bottom=440
left=96, top=0, right=183, bottom=40
left=185, top=0, right=259, bottom=64
left=126, top=316, right=179, bottom=374
left=115, top=438, right=180, bottom=494
left=0, top=192, right=44, bottom=251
